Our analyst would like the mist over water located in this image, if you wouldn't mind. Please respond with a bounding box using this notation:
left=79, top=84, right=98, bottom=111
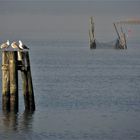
left=0, top=1, right=140, bottom=140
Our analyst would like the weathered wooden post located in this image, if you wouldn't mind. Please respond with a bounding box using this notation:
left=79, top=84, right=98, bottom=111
left=89, top=17, right=96, bottom=49
left=120, top=26, right=127, bottom=49
left=2, top=51, right=10, bottom=111
left=9, top=51, right=18, bottom=112
left=25, top=51, right=35, bottom=111
left=18, top=51, right=29, bottom=110
left=19, top=51, right=35, bottom=111
left=20, top=52, right=29, bottom=111
left=113, top=23, right=127, bottom=49
left=1, top=42, right=35, bottom=112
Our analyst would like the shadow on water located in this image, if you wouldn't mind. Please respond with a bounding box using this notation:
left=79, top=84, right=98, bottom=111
left=1, top=110, right=34, bottom=132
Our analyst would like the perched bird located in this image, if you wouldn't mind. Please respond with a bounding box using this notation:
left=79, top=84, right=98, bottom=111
left=11, top=41, right=21, bottom=50
left=0, top=40, right=10, bottom=49
left=19, top=40, right=29, bottom=50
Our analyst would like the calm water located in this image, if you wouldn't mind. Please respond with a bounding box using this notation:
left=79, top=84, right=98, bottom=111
left=0, top=1, right=140, bottom=140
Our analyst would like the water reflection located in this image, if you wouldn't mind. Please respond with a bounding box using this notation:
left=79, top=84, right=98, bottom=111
left=19, top=111, right=34, bottom=132
left=2, top=111, right=18, bottom=131
left=2, top=110, right=34, bottom=132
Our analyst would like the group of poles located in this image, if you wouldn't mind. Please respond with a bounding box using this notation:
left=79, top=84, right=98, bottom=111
left=89, top=17, right=127, bottom=49
left=1, top=42, right=35, bottom=113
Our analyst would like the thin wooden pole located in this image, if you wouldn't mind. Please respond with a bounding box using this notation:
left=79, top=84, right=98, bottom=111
left=2, top=51, right=10, bottom=111
left=20, top=51, right=30, bottom=110
left=22, top=70, right=30, bottom=110
left=124, top=33, right=127, bottom=49
left=9, top=51, right=18, bottom=112
left=113, top=23, right=120, bottom=39
left=20, top=51, right=35, bottom=111
left=120, top=26, right=127, bottom=49
left=89, top=17, right=96, bottom=49
left=25, top=52, right=35, bottom=111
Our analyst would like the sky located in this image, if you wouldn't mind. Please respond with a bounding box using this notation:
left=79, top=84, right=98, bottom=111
left=1, top=0, right=140, bottom=2
left=0, top=0, right=140, bottom=43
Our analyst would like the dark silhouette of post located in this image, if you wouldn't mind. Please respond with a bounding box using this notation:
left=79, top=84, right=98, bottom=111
left=26, top=52, right=35, bottom=111
left=20, top=51, right=35, bottom=111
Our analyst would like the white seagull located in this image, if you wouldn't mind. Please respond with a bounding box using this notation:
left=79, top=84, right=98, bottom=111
left=19, top=40, right=29, bottom=50
left=0, top=40, right=10, bottom=49
left=11, top=41, right=21, bottom=50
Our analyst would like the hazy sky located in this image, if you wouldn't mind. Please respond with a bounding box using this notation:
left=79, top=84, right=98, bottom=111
left=0, top=0, right=139, bottom=2
left=0, top=0, right=140, bottom=42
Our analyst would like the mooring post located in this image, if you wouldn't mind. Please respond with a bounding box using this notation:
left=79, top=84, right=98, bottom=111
left=22, top=69, right=30, bottom=110
left=20, top=51, right=30, bottom=110
left=20, top=51, right=35, bottom=111
left=89, top=17, right=96, bottom=49
left=2, top=51, right=10, bottom=111
left=9, top=51, right=18, bottom=112
left=25, top=51, right=35, bottom=111
left=124, top=33, right=127, bottom=49
left=1, top=45, right=35, bottom=112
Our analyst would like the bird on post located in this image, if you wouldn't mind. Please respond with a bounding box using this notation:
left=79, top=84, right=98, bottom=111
left=11, top=41, right=21, bottom=50
left=0, top=40, right=10, bottom=50
left=19, top=40, right=29, bottom=50
left=11, top=41, right=24, bottom=60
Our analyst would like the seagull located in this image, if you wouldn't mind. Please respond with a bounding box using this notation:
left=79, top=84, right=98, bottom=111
left=0, top=40, right=10, bottom=49
left=11, top=41, right=21, bottom=50
left=19, top=40, right=29, bottom=50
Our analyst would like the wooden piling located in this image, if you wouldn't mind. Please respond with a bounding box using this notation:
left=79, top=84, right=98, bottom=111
left=9, top=51, right=18, bottom=112
left=21, top=69, right=30, bottom=110
left=19, top=51, right=30, bottom=110
left=113, top=23, right=127, bottom=49
left=89, top=17, right=96, bottom=49
left=20, top=51, right=35, bottom=111
left=26, top=52, right=35, bottom=111
left=120, top=26, right=127, bottom=49
left=2, top=51, right=10, bottom=111
left=124, top=33, right=127, bottom=49
left=1, top=47, right=35, bottom=112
